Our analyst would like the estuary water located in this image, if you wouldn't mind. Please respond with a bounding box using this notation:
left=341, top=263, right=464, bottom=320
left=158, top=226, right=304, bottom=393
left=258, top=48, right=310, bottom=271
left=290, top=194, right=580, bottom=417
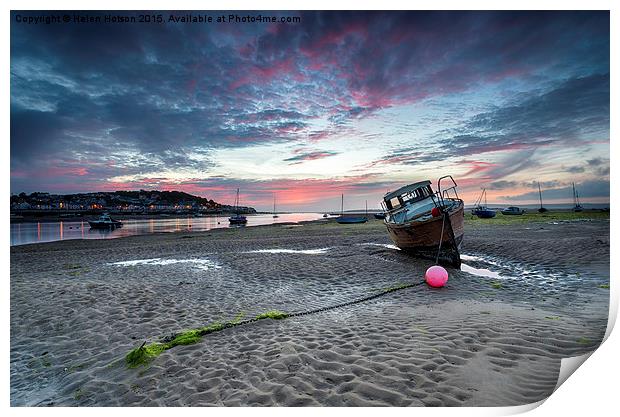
left=10, top=213, right=326, bottom=246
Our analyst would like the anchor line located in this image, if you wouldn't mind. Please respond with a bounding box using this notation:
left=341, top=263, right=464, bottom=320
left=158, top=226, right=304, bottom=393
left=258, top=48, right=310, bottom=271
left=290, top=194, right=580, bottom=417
left=158, top=280, right=428, bottom=344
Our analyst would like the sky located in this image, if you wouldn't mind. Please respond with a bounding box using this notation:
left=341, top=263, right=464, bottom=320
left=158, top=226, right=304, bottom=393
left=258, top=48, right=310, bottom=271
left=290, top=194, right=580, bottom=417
left=10, top=10, right=610, bottom=211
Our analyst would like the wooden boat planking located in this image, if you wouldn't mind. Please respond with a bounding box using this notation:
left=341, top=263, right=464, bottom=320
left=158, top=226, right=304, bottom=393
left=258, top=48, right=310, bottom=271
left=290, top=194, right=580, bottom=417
left=385, top=201, right=464, bottom=267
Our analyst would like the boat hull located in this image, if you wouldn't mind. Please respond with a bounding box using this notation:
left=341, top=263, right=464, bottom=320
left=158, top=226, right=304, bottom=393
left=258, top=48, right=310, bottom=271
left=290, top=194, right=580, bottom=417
left=473, top=209, right=496, bottom=218
left=501, top=210, right=524, bottom=215
left=88, top=221, right=122, bottom=229
left=385, top=202, right=464, bottom=267
left=336, top=216, right=368, bottom=224
left=228, top=216, right=247, bottom=225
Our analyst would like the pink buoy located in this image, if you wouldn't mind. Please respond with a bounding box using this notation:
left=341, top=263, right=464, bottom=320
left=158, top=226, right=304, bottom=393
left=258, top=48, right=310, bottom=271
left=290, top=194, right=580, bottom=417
left=425, top=265, right=448, bottom=288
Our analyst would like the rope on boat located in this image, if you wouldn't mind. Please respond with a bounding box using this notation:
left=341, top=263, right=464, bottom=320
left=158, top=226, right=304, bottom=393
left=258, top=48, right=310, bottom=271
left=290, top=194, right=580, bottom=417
left=435, top=211, right=447, bottom=264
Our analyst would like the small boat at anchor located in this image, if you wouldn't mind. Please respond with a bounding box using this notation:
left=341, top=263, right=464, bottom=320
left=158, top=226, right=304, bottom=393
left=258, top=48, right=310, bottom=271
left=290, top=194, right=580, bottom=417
left=471, top=188, right=496, bottom=218
left=501, top=206, right=525, bottom=215
left=228, top=188, right=248, bottom=225
left=88, top=213, right=122, bottom=229
left=336, top=194, right=367, bottom=224
left=382, top=176, right=464, bottom=267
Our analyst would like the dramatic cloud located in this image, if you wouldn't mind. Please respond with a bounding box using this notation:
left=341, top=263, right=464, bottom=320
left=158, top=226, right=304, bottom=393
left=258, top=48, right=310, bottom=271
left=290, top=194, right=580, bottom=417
left=505, top=180, right=609, bottom=201
left=10, top=11, right=610, bottom=209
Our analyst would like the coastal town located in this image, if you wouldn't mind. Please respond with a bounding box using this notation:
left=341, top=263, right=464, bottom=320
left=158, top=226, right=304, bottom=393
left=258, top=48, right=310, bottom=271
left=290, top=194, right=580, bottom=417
left=10, top=190, right=256, bottom=219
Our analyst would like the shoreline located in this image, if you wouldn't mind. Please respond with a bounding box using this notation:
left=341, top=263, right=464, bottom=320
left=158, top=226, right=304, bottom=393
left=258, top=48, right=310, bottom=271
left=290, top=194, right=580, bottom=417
left=10, top=215, right=610, bottom=406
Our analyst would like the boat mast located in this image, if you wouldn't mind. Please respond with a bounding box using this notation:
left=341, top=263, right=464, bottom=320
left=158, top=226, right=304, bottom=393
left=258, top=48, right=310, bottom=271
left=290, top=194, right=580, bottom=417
left=538, top=182, right=543, bottom=209
left=236, top=188, right=240, bottom=215
left=341, top=194, right=344, bottom=216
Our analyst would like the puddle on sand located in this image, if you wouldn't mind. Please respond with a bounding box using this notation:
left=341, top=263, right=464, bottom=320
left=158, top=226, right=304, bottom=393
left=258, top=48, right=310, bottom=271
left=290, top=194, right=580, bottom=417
left=357, top=243, right=401, bottom=251
left=108, top=258, right=221, bottom=271
left=460, top=263, right=503, bottom=279
left=460, top=254, right=506, bottom=279
left=244, top=248, right=331, bottom=255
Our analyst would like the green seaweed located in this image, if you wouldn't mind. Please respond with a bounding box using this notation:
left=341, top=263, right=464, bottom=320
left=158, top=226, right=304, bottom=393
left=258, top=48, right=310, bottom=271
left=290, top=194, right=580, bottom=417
left=168, top=330, right=201, bottom=346
left=545, top=316, right=561, bottom=320
left=125, top=342, right=166, bottom=368
left=599, top=284, right=610, bottom=289
left=28, top=356, right=51, bottom=369
left=256, top=310, right=289, bottom=320
left=231, top=311, right=246, bottom=324
left=67, top=362, right=89, bottom=373
left=74, top=388, right=84, bottom=401
left=491, top=282, right=502, bottom=289
left=126, top=313, right=289, bottom=368
left=577, top=337, right=591, bottom=345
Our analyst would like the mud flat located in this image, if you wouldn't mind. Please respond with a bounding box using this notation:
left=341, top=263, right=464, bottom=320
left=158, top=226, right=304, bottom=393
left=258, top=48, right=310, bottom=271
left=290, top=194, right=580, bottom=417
left=10, top=216, right=609, bottom=406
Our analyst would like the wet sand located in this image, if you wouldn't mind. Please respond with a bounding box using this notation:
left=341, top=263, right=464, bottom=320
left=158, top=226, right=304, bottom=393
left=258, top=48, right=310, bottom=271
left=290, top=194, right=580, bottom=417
left=10, top=217, right=610, bottom=406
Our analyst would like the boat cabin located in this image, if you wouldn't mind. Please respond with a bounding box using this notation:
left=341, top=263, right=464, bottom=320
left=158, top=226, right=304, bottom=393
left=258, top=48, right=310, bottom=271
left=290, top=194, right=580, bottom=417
left=382, top=181, right=440, bottom=224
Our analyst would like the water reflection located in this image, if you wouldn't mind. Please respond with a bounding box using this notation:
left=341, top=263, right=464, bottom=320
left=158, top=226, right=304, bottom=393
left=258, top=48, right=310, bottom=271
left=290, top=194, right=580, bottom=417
left=10, top=213, right=325, bottom=246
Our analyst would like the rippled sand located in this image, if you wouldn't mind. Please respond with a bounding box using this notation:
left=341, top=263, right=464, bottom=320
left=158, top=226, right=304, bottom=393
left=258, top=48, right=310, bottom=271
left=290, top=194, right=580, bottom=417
left=10, top=219, right=609, bottom=406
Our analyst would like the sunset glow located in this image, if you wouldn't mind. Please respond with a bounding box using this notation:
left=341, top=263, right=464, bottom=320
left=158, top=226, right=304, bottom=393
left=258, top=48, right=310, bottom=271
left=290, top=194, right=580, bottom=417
left=10, top=11, right=610, bottom=211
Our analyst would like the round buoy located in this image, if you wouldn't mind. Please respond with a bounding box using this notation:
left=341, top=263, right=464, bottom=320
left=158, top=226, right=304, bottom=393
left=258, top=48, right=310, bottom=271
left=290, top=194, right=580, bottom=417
left=425, top=265, right=448, bottom=288
left=431, top=207, right=441, bottom=217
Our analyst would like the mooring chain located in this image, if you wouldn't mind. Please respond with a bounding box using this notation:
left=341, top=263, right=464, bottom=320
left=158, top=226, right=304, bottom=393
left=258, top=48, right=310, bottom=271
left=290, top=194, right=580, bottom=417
left=289, top=281, right=427, bottom=318
left=159, top=280, right=427, bottom=344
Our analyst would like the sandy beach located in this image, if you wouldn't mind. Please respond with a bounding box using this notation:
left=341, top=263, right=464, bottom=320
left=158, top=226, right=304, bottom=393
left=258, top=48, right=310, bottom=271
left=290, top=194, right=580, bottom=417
left=10, top=215, right=610, bottom=406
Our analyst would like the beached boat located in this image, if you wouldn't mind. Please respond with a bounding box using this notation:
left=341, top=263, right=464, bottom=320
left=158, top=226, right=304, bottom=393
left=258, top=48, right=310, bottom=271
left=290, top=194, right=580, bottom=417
left=471, top=189, right=496, bottom=218
left=228, top=188, right=248, bottom=225
left=501, top=206, right=525, bottom=215
left=88, top=213, right=122, bottom=229
left=336, top=194, right=368, bottom=224
left=382, top=176, right=464, bottom=267
left=373, top=213, right=386, bottom=219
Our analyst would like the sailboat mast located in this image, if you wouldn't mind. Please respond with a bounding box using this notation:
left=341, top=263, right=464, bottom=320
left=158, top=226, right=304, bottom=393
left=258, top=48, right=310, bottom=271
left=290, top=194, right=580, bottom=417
left=236, top=188, right=240, bottom=214
left=341, top=194, right=344, bottom=215
left=538, top=182, right=543, bottom=209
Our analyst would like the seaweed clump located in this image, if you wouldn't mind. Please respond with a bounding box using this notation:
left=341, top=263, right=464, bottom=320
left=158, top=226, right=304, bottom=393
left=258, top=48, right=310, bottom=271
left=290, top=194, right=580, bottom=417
left=126, top=311, right=289, bottom=368
left=256, top=310, right=289, bottom=320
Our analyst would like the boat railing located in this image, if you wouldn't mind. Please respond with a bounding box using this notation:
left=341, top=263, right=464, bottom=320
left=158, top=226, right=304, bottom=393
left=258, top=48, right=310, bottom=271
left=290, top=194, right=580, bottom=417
left=382, top=176, right=461, bottom=218
left=437, top=175, right=460, bottom=207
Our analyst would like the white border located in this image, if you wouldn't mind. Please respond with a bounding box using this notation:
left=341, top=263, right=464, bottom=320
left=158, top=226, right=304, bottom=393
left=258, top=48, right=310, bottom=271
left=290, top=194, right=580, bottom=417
left=3, top=1, right=617, bottom=416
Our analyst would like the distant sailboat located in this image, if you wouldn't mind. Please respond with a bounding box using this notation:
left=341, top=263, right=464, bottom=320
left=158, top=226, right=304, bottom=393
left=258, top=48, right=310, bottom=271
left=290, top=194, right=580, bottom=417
left=538, top=182, right=548, bottom=213
left=228, top=188, right=248, bottom=224
left=272, top=194, right=279, bottom=218
left=336, top=194, right=367, bottom=224
left=572, top=183, right=583, bottom=212
left=471, top=188, right=496, bottom=218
